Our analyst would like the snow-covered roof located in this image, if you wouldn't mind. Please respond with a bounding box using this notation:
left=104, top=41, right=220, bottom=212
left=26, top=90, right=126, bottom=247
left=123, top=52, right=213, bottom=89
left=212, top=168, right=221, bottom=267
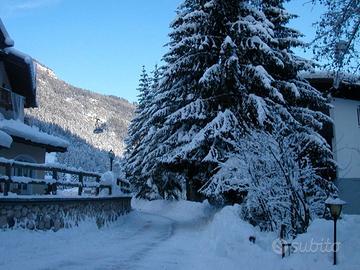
left=0, top=119, right=69, bottom=151
left=0, top=19, right=37, bottom=108
left=0, top=19, right=14, bottom=48
left=0, top=130, right=12, bottom=148
left=302, top=70, right=360, bottom=101
left=301, top=71, right=360, bottom=85
left=0, top=48, right=37, bottom=107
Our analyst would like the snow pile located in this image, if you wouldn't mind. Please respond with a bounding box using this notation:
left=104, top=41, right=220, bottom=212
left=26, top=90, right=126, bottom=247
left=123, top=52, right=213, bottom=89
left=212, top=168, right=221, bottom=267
left=100, top=171, right=123, bottom=195
left=57, top=187, right=80, bottom=197
left=0, top=130, right=12, bottom=148
left=204, top=205, right=258, bottom=257
left=0, top=119, right=69, bottom=148
left=133, top=198, right=213, bottom=222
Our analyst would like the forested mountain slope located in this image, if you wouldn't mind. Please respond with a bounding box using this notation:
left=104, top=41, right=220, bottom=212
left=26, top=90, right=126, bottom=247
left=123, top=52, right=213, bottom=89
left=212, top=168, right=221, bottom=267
left=25, top=61, right=135, bottom=172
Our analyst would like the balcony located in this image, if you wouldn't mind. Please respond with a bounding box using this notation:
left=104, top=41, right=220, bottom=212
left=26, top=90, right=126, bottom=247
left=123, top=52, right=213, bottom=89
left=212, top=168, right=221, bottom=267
left=0, top=86, right=25, bottom=121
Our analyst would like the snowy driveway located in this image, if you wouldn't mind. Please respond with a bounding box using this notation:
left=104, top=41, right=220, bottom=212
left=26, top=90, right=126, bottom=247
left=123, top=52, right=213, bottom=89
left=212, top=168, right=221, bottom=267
left=0, top=211, right=178, bottom=270
left=0, top=200, right=216, bottom=270
left=1, top=200, right=360, bottom=270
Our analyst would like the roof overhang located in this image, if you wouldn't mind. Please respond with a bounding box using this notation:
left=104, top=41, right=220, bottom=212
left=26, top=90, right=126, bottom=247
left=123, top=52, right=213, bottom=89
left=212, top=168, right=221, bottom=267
left=304, top=74, right=360, bottom=101
left=12, top=136, right=67, bottom=153
left=0, top=119, right=69, bottom=153
left=0, top=49, right=37, bottom=108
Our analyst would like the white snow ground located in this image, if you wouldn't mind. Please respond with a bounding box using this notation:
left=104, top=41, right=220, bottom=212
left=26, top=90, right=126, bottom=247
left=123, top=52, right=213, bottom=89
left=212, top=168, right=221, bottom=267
left=0, top=199, right=359, bottom=270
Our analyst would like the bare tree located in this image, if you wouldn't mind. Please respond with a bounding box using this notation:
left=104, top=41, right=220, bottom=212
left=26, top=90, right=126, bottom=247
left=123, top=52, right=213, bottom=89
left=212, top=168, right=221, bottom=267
left=312, top=0, right=360, bottom=75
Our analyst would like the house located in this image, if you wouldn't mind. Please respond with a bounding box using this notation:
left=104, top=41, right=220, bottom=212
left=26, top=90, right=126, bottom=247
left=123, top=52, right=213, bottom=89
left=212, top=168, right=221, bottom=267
left=306, top=72, right=360, bottom=214
left=0, top=19, right=69, bottom=195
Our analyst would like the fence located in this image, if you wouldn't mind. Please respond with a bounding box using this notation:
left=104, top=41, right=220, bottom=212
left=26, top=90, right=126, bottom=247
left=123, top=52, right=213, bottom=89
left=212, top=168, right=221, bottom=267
left=0, top=159, right=130, bottom=196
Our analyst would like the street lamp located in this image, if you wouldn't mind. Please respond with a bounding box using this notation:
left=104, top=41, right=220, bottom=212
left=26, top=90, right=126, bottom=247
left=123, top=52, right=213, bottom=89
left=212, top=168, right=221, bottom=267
left=325, top=197, right=346, bottom=265
left=108, top=149, right=115, bottom=171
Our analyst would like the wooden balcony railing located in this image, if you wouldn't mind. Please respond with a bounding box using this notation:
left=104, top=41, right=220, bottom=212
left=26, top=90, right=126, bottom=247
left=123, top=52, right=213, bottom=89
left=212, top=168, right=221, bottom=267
left=0, top=158, right=131, bottom=197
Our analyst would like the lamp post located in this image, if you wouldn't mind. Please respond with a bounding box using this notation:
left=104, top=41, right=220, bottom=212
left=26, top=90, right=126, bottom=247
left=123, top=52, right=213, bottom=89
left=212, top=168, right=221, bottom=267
left=325, top=197, right=346, bottom=265
left=108, top=150, right=115, bottom=171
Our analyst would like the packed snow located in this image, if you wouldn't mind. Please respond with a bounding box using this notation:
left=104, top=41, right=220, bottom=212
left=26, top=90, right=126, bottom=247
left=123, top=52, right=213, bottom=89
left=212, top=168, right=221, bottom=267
left=0, top=199, right=359, bottom=270
left=0, top=119, right=69, bottom=148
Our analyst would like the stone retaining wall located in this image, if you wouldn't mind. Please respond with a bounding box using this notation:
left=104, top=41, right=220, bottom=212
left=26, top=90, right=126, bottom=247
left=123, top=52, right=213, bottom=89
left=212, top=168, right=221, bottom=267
left=0, top=196, right=132, bottom=231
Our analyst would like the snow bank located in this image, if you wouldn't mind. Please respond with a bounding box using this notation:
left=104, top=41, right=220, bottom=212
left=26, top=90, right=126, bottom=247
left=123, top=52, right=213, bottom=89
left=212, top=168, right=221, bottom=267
left=133, top=198, right=213, bottom=222
left=0, top=119, right=69, bottom=148
left=140, top=200, right=360, bottom=270
left=100, top=171, right=123, bottom=195
left=204, top=205, right=259, bottom=257
left=0, top=130, right=12, bottom=148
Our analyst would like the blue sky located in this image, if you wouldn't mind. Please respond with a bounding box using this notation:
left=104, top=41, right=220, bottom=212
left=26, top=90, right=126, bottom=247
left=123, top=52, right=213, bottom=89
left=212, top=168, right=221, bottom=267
left=1, top=0, right=322, bottom=103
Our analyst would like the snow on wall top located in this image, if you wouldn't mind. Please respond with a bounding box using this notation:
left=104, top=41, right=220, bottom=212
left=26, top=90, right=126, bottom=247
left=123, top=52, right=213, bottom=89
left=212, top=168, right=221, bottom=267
left=0, top=119, right=69, bottom=149
left=0, top=130, right=13, bottom=148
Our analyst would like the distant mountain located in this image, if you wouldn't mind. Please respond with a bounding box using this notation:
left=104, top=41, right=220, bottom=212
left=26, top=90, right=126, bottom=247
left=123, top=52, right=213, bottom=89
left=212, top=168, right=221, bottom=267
left=25, top=61, right=135, bottom=172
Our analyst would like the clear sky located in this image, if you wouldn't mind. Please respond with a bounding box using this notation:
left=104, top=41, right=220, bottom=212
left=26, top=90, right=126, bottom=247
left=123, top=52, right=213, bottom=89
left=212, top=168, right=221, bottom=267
left=1, top=0, right=323, bottom=103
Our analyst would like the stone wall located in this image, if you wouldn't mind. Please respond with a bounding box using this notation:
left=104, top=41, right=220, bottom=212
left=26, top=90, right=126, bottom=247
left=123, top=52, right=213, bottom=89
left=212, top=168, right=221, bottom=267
left=0, top=196, right=132, bottom=231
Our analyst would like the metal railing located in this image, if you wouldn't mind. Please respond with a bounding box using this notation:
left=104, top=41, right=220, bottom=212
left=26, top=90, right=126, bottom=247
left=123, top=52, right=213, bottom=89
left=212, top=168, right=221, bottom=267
left=0, top=159, right=130, bottom=196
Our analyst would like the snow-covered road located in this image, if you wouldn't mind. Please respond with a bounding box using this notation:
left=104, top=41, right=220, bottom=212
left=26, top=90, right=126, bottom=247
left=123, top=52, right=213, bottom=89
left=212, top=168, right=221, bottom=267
left=1, top=200, right=359, bottom=270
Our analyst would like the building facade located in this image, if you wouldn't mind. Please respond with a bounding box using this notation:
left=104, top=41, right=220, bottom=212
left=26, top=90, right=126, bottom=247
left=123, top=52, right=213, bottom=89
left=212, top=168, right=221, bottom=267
left=0, top=19, right=68, bottom=195
left=307, top=73, right=360, bottom=214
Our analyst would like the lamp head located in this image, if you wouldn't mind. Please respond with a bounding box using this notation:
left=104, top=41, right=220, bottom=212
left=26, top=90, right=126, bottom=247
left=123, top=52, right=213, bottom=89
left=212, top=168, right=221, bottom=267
left=108, top=149, right=115, bottom=160
left=325, top=197, right=346, bottom=219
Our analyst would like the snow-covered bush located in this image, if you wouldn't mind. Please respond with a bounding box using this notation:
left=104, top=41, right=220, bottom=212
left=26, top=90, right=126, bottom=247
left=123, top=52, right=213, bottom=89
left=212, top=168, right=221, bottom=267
left=201, top=122, right=334, bottom=237
left=100, top=171, right=122, bottom=195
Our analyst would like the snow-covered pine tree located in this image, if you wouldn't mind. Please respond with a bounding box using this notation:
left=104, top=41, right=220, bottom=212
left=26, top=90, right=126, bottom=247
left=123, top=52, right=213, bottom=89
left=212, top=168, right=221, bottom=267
left=261, top=0, right=337, bottom=211
left=132, top=0, right=247, bottom=200
left=124, top=66, right=161, bottom=198
left=200, top=0, right=336, bottom=234
left=129, top=0, right=335, bottom=234
left=125, top=66, right=151, bottom=150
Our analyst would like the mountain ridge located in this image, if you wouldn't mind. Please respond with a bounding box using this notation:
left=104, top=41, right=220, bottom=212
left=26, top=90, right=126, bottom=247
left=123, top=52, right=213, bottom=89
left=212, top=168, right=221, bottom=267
left=25, top=61, right=135, bottom=172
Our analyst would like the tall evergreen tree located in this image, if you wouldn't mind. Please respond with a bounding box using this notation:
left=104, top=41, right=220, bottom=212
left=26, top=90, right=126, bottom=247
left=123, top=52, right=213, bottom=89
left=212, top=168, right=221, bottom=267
left=125, top=66, right=151, bottom=150
left=261, top=0, right=336, bottom=213
left=124, top=66, right=157, bottom=197
left=125, top=65, right=164, bottom=199
left=134, top=0, right=245, bottom=200
left=127, top=0, right=335, bottom=234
